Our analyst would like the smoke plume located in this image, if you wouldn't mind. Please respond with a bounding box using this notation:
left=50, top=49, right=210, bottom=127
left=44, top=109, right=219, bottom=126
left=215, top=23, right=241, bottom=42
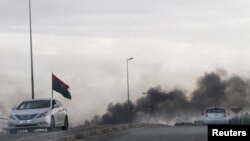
left=85, top=71, right=250, bottom=125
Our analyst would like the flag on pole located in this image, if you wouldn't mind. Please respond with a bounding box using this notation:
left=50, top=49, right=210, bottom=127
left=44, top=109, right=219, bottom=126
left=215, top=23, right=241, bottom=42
left=52, top=74, right=71, bottom=99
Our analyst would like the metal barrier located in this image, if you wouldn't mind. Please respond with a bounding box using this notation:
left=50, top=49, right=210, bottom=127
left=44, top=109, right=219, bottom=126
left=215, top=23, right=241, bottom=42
left=0, top=118, right=8, bottom=120
left=0, top=117, right=8, bottom=133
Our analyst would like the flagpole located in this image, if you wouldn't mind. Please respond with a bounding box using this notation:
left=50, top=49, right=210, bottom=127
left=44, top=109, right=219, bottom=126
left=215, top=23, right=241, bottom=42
left=52, top=89, right=54, bottom=99
left=52, top=72, right=53, bottom=99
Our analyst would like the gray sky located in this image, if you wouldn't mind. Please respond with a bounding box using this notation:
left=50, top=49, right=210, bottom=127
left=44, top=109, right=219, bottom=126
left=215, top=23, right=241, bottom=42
left=1, top=0, right=250, bottom=126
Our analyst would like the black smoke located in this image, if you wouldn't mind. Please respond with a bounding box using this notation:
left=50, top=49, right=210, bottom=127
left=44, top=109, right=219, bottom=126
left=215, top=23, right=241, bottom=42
left=85, top=71, right=250, bottom=125
left=101, top=102, right=135, bottom=124
left=191, top=73, right=250, bottom=111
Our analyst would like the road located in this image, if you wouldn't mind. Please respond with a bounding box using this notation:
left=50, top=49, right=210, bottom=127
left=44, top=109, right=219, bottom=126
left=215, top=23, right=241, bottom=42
left=0, top=124, right=129, bottom=141
left=80, top=126, right=207, bottom=141
left=0, top=129, right=73, bottom=141
left=0, top=125, right=207, bottom=141
left=0, top=126, right=100, bottom=141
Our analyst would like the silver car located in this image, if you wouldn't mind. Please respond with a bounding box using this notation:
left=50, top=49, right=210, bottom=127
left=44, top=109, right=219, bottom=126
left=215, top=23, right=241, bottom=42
left=8, top=98, right=68, bottom=134
left=203, top=107, right=229, bottom=125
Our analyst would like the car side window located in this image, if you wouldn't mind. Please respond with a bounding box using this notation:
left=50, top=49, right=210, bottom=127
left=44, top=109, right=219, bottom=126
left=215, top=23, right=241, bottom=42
left=52, top=100, right=56, bottom=107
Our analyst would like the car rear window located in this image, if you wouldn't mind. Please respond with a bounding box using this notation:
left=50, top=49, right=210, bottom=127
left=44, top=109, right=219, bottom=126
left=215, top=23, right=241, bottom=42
left=206, top=108, right=225, bottom=113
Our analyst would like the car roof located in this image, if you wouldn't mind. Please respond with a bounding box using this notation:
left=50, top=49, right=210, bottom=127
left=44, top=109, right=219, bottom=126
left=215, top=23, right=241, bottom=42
left=206, top=107, right=225, bottom=110
left=22, top=98, right=55, bottom=102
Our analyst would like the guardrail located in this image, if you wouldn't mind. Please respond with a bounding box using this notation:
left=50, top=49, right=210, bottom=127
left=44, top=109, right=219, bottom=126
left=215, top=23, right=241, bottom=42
left=0, top=118, right=8, bottom=133
left=49, top=123, right=147, bottom=141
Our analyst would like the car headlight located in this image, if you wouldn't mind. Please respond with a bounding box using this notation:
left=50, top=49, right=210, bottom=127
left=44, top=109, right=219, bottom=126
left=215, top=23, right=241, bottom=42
left=9, top=115, right=16, bottom=120
left=37, top=111, right=48, bottom=119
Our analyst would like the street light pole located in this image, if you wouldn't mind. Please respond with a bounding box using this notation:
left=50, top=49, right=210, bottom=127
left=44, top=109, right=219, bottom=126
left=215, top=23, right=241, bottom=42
left=29, top=0, right=35, bottom=99
left=127, top=57, right=133, bottom=123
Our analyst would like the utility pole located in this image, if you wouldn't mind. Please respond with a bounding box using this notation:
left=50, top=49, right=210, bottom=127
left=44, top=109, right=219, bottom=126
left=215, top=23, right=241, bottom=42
left=29, top=0, right=35, bottom=99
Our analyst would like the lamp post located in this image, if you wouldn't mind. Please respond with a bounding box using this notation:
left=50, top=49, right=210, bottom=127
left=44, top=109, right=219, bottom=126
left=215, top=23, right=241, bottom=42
left=28, top=0, right=35, bottom=99
left=127, top=57, right=133, bottom=123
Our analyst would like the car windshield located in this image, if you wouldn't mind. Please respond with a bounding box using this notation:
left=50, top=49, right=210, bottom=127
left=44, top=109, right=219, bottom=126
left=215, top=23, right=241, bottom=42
left=207, top=108, right=225, bottom=113
left=17, top=100, right=51, bottom=110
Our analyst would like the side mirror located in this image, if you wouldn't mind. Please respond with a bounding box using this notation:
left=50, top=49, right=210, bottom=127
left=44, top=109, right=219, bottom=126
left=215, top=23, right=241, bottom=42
left=53, top=104, right=59, bottom=109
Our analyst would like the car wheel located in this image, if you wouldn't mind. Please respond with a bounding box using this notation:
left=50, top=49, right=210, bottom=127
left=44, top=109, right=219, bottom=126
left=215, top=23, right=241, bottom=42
left=48, top=116, right=55, bottom=132
left=9, top=129, right=17, bottom=134
left=62, top=116, right=69, bottom=130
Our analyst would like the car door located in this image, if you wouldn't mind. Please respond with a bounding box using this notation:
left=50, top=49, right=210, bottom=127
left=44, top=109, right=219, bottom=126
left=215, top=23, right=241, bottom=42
left=52, top=99, right=61, bottom=126
left=55, top=100, right=65, bottom=126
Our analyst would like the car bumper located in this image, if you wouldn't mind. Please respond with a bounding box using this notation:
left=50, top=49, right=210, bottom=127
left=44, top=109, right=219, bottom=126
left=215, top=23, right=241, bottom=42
left=203, top=119, right=228, bottom=125
left=8, top=116, right=51, bottom=130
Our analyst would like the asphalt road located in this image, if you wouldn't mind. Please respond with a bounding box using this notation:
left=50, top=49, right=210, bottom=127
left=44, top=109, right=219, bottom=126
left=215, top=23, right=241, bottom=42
left=0, top=125, right=207, bottom=141
left=0, top=124, right=129, bottom=141
left=80, top=126, right=208, bottom=141
left=0, top=126, right=98, bottom=141
left=0, top=129, right=71, bottom=141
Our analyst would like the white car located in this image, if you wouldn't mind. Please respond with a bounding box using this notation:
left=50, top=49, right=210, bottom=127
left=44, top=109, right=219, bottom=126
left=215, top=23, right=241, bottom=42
left=8, top=98, right=68, bottom=134
left=203, top=107, right=229, bottom=125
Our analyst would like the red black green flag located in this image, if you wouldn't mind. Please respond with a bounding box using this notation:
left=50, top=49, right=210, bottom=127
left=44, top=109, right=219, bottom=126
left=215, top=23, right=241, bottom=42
left=52, top=74, right=71, bottom=99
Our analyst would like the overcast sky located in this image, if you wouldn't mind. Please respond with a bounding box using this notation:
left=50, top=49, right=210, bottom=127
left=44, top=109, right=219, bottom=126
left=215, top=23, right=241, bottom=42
left=1, top=0, right=250, bottom=125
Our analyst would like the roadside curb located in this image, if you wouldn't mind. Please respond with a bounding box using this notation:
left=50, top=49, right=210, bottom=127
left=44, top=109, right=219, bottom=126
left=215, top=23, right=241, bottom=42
left=50, top=123, right=146, bottom=141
